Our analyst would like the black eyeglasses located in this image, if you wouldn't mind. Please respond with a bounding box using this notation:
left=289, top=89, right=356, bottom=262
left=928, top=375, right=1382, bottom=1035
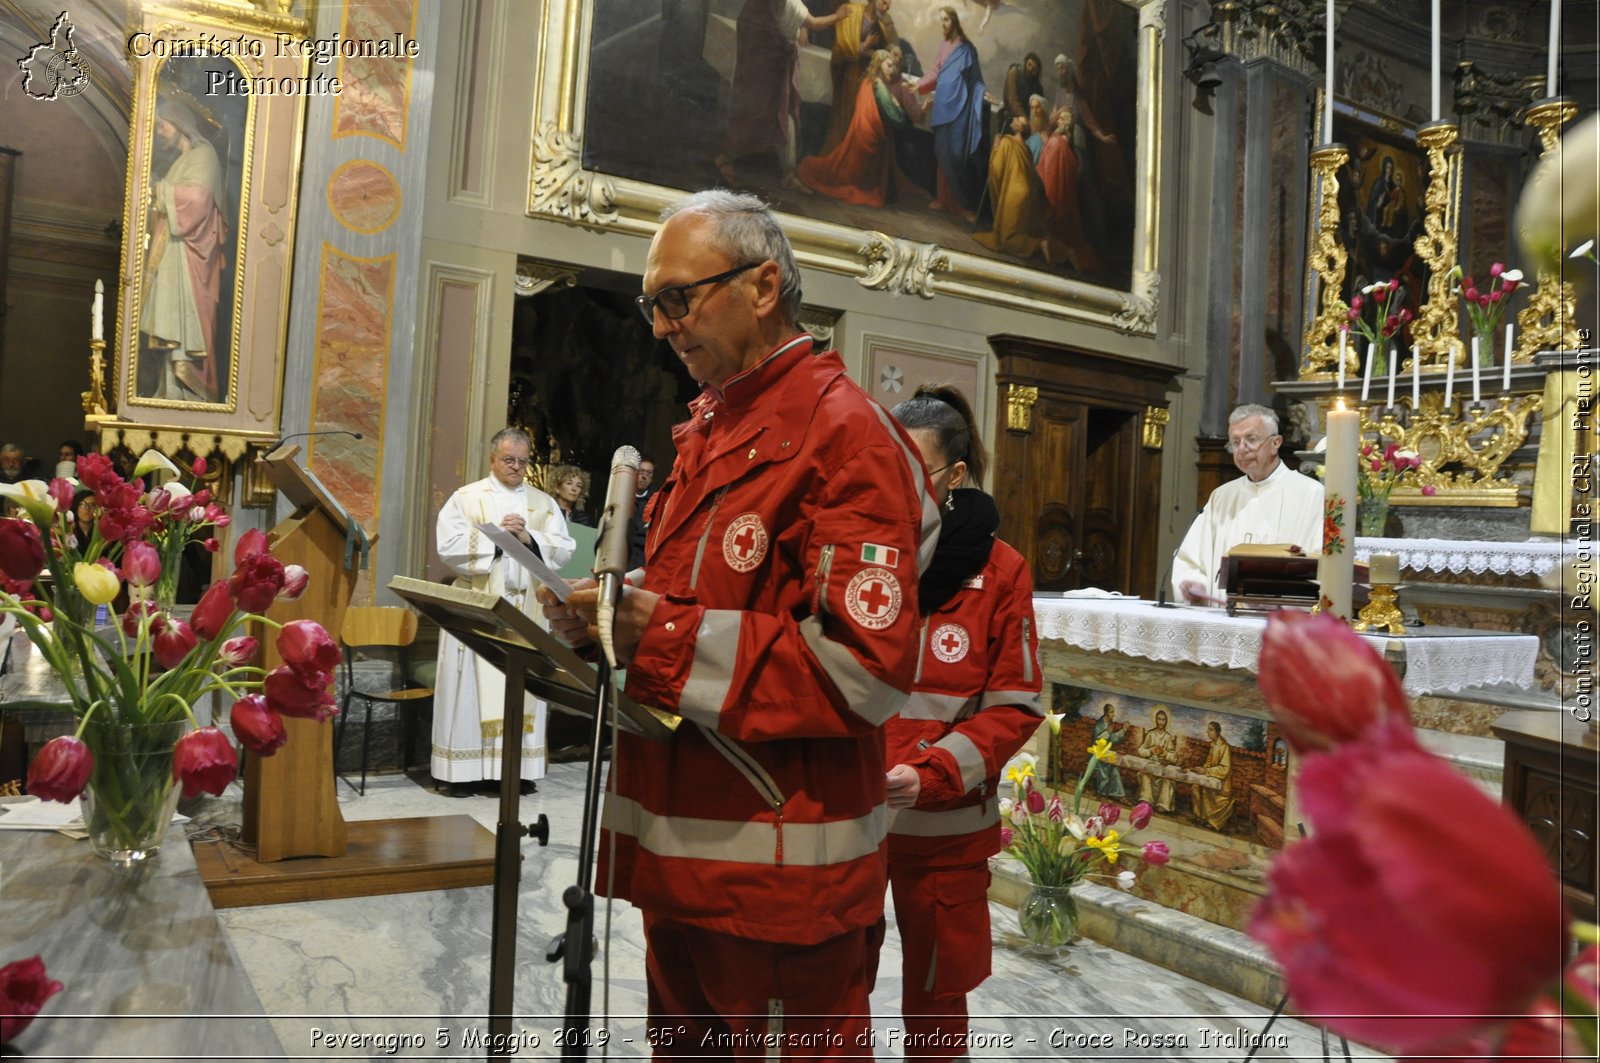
left=636, top=263, right=760, bottom=324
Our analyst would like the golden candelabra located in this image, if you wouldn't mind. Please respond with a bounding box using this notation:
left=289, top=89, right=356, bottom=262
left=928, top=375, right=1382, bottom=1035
left=1409, top=122, right=1465, bottom=373
left=1301, top=144, right=1355, bottom=380
left=82, top=338, right=112, bottom=419
left=1350, top=390, right=1543, bottom=505
left=1516, top=98, right=1583, bottom=361
left=1354, top=583, right=1406, bottom=636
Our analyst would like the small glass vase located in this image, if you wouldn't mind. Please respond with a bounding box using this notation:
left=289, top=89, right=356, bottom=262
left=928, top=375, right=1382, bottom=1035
left=1017, top=882, right=1079, bottom=952
left=80, top=718, right=190, bottom=867
left=1358, top=499, right=1391, bottom=537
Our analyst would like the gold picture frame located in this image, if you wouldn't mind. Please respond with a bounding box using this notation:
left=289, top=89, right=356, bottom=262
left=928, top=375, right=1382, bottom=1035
left=527, top=0, right=1167, bottom=334
left=98, top=0, right=312, bottom=455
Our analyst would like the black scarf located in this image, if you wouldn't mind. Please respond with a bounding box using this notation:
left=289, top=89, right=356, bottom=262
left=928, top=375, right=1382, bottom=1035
left=919, top=488, right=999, bottom=615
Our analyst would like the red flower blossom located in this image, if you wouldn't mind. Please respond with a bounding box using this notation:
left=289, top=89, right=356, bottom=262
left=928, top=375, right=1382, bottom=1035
left=74, top=452, right=118, bottom=493
left=229, top=694, right=287, bottom=756
left=190, top=581, right=234, bottom=640
left=263, top=665, right=336, bottom=720
left=0, top=519, right=45, bottom=582
left=151, top=618, right=197, bottom=670
left=191, top=456, right=207, bottom=476
left=1256, top=612, right=1413, bottom=754
left=228, top=551, right=285, bottom=613
left=47, top=477, right=74, bottom=513
left=278, top=564, right=309, bottom=602
left=1140, top=841, right=1170, bottom=866
left=1249, top=737, right=1569, bottom=1055
left=121, top=540, right=161, bottom=589
left=172, top=727, right=236, bottom=798
left=25, top=736, right=93, bottom=803
left=1129, top=801, right=1153, bottom=830
left=0, top=955, right=64, bottom=1043
left=218, top=635, right=259, bottom=666
left=234, top=527, right=268, bottom=565
left=277, top=619, right=340, bottom=674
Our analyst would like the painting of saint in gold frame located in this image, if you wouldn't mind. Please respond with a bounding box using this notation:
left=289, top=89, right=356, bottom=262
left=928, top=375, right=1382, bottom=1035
left=134, top=59, right=247, bottom=406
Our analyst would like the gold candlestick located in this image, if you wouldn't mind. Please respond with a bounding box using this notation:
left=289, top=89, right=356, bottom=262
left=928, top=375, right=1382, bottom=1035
left=1354, top=582, right=1406, bottom=636
left=1515, top=97, right=1582, bottom=361
left=1301, top=144, right=1355, bottom=382
left=82, top=338, right=111, bottom=418
left=1410, top=121, right=1464, bottom=374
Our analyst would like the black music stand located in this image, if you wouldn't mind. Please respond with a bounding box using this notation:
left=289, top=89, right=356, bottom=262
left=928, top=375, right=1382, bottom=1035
left=389, top=576, right=677, bottom=1060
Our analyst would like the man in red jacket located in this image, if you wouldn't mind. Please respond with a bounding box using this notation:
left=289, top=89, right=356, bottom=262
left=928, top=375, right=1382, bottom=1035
left=547, top=189, right=938, bottom=1055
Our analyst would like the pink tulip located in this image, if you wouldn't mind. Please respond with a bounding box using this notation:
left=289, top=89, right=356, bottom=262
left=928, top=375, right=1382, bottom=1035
left=263, top=665, right=336, bottom=720
left=1386, top=277, right=1399, bottom=292
left=1256, top=612, right=1414, bottom=754
left=1141, top=841, right=1170, bottom=866
left=229, top=694, right=287, bottom=756
left=121, top=540, right=161, bottom=589
left=1350, top=295, right=1364, bottom=311
left=75, top=453, right=118, bottom=493
left=121, top=599, right=160, bottom=638
left=202, top=537, right=220, bottom=553
left=1464, top=286, right=1479, bottom=302
left=999, top=826, right=1015, bottom=849
left=1249, top=737, right=1569, bottom=1055
left=0, top=519, right=45, bottom=582
left=172, top=727, right=236, bottom=798
left=1129, top=801, right=1153, bottom=830
left=1421, top=484, right=1438, bottom=496
left=1489, top=261, right=1504, bottom=277
left=190, top=581, right=235, bottom=640
left=229, top=551, right=286, bottom=613
left=1024, top=787, right=1046, bottom=815
left=1400, top=307, right=1414, bottom=322
left=0, top=955, right=64, bottom=1044
left=234, top=527, right=268, bottom=565
left=26, top=736, right=93, bottom=803
left=277, top=619, right=340, bottom=673
left=1478, top=293, right=1491, bottom=308
left=218, top=635, right=259, bottom=666
left=278, top=564, right=309, bottom=602
left=191, top=456, right=207, bottom=476
left=47, top=477, right=73, bottom=513
left=1462, top=274, right=1475, bottom=289
left=152, top=618, right=198, bottom=670
left=1097, top=801, right=1120, bottom=826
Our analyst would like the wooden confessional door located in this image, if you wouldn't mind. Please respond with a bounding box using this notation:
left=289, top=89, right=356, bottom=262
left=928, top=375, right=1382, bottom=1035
left=989, top=335, right=1184, bottom=598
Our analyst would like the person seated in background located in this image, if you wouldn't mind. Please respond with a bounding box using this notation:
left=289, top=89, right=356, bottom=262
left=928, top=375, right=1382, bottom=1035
left=1171, top=403, right=1324, bottom=604
left=0, top=443, right=28, bottom=486
left=550, top=463, right=592, bottom=526
left=57, top=440, right=83, bottom=479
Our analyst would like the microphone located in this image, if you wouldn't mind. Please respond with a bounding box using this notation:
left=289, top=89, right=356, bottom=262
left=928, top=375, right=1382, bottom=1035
left=594, top=445, right=641, bottom=667
left=1154, top=544, right=1181, bottom=608
left=266, top=429, right=364, bottom=452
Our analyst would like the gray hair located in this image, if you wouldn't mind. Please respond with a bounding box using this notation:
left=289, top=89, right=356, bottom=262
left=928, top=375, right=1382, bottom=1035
left=661, top=190, right=802, bottom=324
left=489, top=427, right=531, bottom=451
left=1229, top=404, right=1279, bottom=436
left=0, top=443, right=20, bottom=456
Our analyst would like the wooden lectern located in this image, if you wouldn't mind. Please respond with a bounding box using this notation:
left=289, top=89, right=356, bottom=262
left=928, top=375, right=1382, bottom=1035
left=243, top=444, right=365, bottom=861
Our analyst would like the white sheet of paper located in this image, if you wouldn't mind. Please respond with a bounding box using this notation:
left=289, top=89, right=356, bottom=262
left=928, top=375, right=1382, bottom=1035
left=475, top=522, right=571, bottom=602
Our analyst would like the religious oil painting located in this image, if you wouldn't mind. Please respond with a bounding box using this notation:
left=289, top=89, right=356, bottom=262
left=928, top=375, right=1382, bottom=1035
left=1049, top=685, right=1289, bottom=850
left=132, top=56, right=248, bottom=406
left=1327, top=111, right=1432, bottom=366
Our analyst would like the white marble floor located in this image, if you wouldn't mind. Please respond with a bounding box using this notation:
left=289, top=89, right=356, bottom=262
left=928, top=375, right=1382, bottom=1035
left=206, top=765, right=1386, bottom=1061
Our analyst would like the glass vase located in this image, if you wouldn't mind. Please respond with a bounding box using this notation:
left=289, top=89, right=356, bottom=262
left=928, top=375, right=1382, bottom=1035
left=1358, top=499, right=1391, bottom=537
left=80, top=718, right=190, bottom=867
left=1017, top=883, right=1079, bottom=952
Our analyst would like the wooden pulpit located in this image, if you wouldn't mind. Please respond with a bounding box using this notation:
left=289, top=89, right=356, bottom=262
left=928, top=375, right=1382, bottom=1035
left=242, top=443, right=367, bottom=862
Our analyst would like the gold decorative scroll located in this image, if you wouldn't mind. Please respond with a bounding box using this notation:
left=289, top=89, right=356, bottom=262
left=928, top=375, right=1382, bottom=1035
left=1515, top=99, right=1583, bottom=361
left=1006, top=385, right=1040, bottom=433
left=1358, top=391, right=1541, bottom=505
left=1300, top=145, right=1353, bottom=380
left=1142, top=406, right=1170, bottom=451
left=1409, top=123, right=1464, bottom=373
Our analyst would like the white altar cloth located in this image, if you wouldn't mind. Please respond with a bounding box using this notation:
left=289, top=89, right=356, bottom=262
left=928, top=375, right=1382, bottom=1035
left=1032, top=597, right=1538, bottom=696
left=1353, top=536, right=1581, bottom=579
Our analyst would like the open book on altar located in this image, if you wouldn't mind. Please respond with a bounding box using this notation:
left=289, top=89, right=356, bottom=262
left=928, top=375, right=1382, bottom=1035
left=1222, top=544, right=1319, bottom=613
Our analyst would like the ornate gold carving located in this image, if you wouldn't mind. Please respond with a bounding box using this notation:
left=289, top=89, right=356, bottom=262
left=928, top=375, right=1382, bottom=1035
left=529, top=121, right=618, bottom=226
left=1113, top=270, right=1159, bottom=335
left=1515, top=99, right=1583, bottom=361
left=857, top=233, right=949, bottom=297
left=515, top=260, right=580, bottom=298
left=1410, top=123, right=1464, bottom=373
left=98, top=424, right=270, bottom=463
left=1300, top=145, right=1353, bottom=380
left=1358, top=390, right=1541, bottom=503
left=82, top=339, right=112, bottom=417
left=1142, top=406, right=1170, bottom=451
left=1354, top=583, right=1406, bottom=635
left=1006, top=385, right=1039, bottom=433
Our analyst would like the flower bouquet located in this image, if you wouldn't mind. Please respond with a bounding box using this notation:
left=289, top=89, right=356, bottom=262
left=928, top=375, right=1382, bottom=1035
left=998, top=727, right=1170, bottom=949
left=1345, top=277, right=1413, bottom=377
left=1447, top=262, right=1523, bottom=366
left=1356, top=441, right=1425, bottom=535
left=0, top=452, right=338, bottom=864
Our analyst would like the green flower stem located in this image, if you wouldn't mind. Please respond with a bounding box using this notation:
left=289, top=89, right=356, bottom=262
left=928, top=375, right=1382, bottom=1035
left=1556, top=981, right=1598, bottom=1055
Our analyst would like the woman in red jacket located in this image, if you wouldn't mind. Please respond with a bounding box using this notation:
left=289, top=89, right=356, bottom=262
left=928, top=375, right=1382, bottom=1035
left=886, top=385, right=1045, bottom=1060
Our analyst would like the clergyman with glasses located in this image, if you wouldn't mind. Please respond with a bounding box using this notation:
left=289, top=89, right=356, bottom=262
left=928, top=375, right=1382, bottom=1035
left=1171, top=403, right=1324, bottom=604
left=431, top=427, right=575, bottom=797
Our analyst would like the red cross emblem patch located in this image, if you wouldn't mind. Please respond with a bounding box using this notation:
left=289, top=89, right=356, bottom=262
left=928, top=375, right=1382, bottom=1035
left=930, top=622, right=970, bottom=664
left=845, top=567, right=901, bottom=630
left=722, top=513, right=768, bottom=573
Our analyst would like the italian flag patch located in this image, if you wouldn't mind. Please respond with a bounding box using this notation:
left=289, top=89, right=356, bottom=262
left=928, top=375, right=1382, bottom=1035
left=860, top=543, right=900, bottom=567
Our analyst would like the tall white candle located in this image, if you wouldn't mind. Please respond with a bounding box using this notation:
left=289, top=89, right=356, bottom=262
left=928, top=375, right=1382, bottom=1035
left=1504, top=322, right=1515, bottom=391
left=1325, top=0, right=1336, bottom=140
left=1338, top=329, right=1347, bottom=390
left=91, top=279, right=103, bottom=343
left=1386, top=344, right=1398, bottom=407
left=1548, top=0, right=1562, bottom=97
left=1431, top=0, right=1441, bottom=121
left=1361, top=340, right=1375, bottom=402
left=1318, top=400, right=1359, bottom=620
left=1470, top=335, right=1481, bottom=403
left=1444, top=348, right=1456, bottom=407
left=1412, top=345, right=1421, bottom=406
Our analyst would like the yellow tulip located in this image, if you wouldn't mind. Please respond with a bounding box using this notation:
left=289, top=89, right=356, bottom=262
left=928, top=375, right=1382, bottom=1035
left=1086, top=737, right=1118, bottom=764
left=73, top=562, right=120, bottom=605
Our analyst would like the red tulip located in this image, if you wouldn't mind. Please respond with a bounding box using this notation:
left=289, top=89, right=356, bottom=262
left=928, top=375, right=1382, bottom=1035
left=152, top=618, right=197, bottom=670
left=1400, top=307, right=1414, bottom=322
left=117, top=600, right=159, bottom=638
left=1024, top=787, right=1046, bottom=814
left=75, top=452, right=118, bottom=493
left=1140, top=841, right=1170, bottom=866
left=1489, top=261, right=1504, bottom=277
left=47, top=477, right=74, bottom=513
left=26, top=736, right=93, bottom=803
left=0, top=955, right=64, bottom=1044
left=218, top=635, right=259, bottom=666
left=1129, top=801, right=1153, bottom=829
left=191, top=456, right=207, bottom=476
left=0, top=519, right=45, bottom=582
left=121, top=540, right=161, bottom=589
left=234, top=527, right=268, bottom=565
left=1251, top=736, right=1569, bottom=1056
left=1478, top=293, right=1491, bottom=308
left=1464, top=286, right=1479, bottom=302
left=263, top=665, right=336, bottom=720
left=1097, top=801, right=1121, bottom=826
left=278, top=619, right=340, bottom=673
left=229, top=694, right=287, bottom=756
left=190, top=581, right=234, bottom=640
left=229, top=551, right=286, bottom=613
left=1350, top=294, right=1364, bottom=311
left=172, top=727, right=236, bottom=798
left=278, top=564, right=309, bottom=602
left=202, top=537, right=220, bottom=553
left=1386, top=277, right=1399, bottom=292
left=1256, top=612, right=1413, bottom=754
left=999, top=826, right=1014, bottom=849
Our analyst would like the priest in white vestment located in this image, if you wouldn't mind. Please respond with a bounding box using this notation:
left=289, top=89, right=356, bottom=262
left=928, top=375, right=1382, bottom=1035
left=1172, top=404, right=1324, bottom=604
left=432, top=428, right=575, bottom=795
